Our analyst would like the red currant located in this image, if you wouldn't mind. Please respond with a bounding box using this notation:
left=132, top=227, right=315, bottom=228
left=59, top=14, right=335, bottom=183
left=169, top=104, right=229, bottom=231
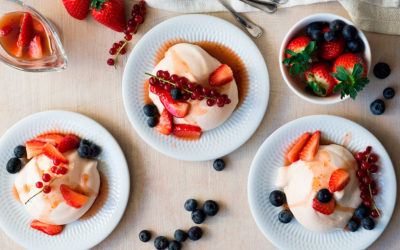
left=42, top=173, right=51, bottom=182
left=175, top=82, right=183, bottom=88
left=359, top=184, right=369, bottom=192
left=120, top=48, right=127, bottom=55
left=119, top=40, right=125, bottom=46
left=133, top=4, right=140, bottom=11
left=51, top=166, right=58, bottom=174
left=372, top=188, right=378, bottom=195
left=371, top=209, right=380, bottom=218
left=127, top=25, right=135, bottom=33
left=182, top=93, right=190, bottom=101
left=178, top=77, right=188, bottom=85
left=361, top=161, right=370, bottom=171
left=355, top=152, right=365, bottom=162
left=156, top=70, right=163, bottom=77
left=35, top=181, right=43, bottom=188
left=356, top=169, right=365, bottom=179
left=210, top=89, right=218, bottom=97
left=365, top=146, right=372, bottom=154
left=107, top=59, right=115, bottom=66
left=362, top=175, right=372, bottom=185
left=369, top=153, right=379, bottom=163
left=43, top=186, right=51, bottom=194
left=224, top=98, right=231, bottom=104
left=141, top=10, right=147, bottom=17
left=360, top=191, right=369, bottom=200
left=161, top=71, right=170, bottom=80
left=207, top=99, right=215, bottom=106
left=369, top=164, right=379, bottom=173
left=149, top=77, right=157, bottom=86
left=191, top=92, right=200, bottom=99
left=198, top=96, right=204, bottom=101
left=112, top=43, right=120, bottom=49
left=216, top=97, right=224, bottom=105
left=53, top=158, right=61, bottom=166
left=370, top=180, right=376, bottom=189
left=56, top=168, right=62, bottom=175
left=186, top=82, right=195, bottom=90
left=128, top=19, right=136, bottom=26
left=134, top=15, right=144, bottom=24
left=139, top=0, right=146, bottom=6
left=170, top=74, right=179, bottom=83
left=164, top=84, right=172, bottom=92
left=201, top=87, right=210, bottom=96
left=363, top=199, right=372, bottom=207
left=125, top=34, right=132, bottom=41
left=109, top=48, right=117, bottom=55
left=59, top=167, right=68, bottom=175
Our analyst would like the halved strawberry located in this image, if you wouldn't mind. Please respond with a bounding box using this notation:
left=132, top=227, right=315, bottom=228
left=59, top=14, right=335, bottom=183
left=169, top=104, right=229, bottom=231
left=25, top=140, right=46, bottom=159
left=300, top=131, right=321, bottom=161
left=173, top=124, right=202, bottom=139
left=209, top=64, right=234, bottom=86
left=285, top=132, right=311, bottom=163
left=17, top=13, right=34, bottom=48
left=60, top=184, right=89, bottom=208
left=328, top=169, right=350, bottom=193
left=0, top=24, right=14, bottom=37
left=159, top=91, right=190, bottom=118
left=42, top=143, right=68, bottom=163
left=155, top=109, right=173, bottom=135
left=35, top=133, right=64, bottom=145
left=30, top=220, right=63, bottom=235
left=28, top=35, right=43, bottom=59
left=312, top=197, right=335, bottom=215
left=57, top=135, right=81, bottom=153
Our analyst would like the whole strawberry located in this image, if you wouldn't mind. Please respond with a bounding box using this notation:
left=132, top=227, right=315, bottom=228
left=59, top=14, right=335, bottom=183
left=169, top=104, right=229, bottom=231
left=283, top=36, right=316, bottom=76
left=62, top=0, right=91, bottom=20
left=319, top=27, right=345, bottom=60
left=91, top=0, right=125, bottom=32
left=304, top=62, right=337, bottom=96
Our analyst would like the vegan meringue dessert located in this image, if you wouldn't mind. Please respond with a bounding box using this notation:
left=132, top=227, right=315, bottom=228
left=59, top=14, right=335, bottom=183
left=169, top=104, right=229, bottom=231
left=9, top=133, right=102, bottom=235
left=143, top=42, right=245, bottom=139
left=269, top=131, right=364, bottom=232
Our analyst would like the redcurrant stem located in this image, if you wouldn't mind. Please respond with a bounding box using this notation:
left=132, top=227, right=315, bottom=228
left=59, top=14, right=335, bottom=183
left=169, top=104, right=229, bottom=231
left=145, top=73, right=218, bottom=101
left=24, top=178, right=56, bottom=205
left=365, top=152, right=381, bottom=218
left=113, top=23, right=140, bottom=68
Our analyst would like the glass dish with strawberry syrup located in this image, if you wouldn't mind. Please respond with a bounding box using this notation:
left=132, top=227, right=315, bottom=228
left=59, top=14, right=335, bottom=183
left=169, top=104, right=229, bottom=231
left=0, top=0, right=67, bottom=72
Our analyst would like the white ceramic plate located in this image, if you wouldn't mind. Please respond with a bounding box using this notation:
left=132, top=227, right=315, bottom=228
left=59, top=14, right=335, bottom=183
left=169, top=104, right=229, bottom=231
left=122, top=14, right=269, bottom=161
left=248, top=115, right=396, bottom=250
left=0, top=110, right=129, bottom=250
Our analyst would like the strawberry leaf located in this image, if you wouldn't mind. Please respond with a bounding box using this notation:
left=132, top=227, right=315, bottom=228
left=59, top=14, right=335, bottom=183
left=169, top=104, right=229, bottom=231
left=282, top=41, right=316, bottom=76
left=332, top=64, right=369, bottom=100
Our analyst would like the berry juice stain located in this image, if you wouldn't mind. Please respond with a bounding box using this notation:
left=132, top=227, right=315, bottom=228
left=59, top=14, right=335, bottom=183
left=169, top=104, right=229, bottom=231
left=79, top=172, right=108, bottom=220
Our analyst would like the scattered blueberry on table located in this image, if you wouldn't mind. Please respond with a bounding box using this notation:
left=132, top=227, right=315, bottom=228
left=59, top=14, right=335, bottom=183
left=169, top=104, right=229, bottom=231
left=370, top=99, right=385, bottom=115
left=373, top=62, right=391, bottom=79
left=213, top=159, right=225, bottom=171
left=174, top=229, right=188, bottom=242
left=188, top=226, right=203, bottom=241
left=139, top=230, right=152, bottom=242
left=191, top=209, right=206, bottom=224
left=154, top=236, right=169, bottom=250
left=383, top=87, right=395, bottom=99
left=168, top=240, right=181, bottom=250
left=203, top=200, right=219, bottom=216
left=184, top=199, right=198, bottom=212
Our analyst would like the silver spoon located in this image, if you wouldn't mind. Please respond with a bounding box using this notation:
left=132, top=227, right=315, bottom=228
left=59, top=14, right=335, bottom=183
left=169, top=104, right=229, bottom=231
left=218, top=0, right=263, bottom=38
left=239, top=0, right=277, bottom=13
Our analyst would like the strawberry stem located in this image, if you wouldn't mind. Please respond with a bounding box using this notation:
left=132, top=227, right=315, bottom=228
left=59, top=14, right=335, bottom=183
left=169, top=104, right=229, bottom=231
left=24, top=178, right=56, bottom=205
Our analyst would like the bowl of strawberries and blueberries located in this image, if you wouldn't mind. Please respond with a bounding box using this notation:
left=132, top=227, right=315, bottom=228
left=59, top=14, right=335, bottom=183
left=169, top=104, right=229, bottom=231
left=280, top=14, right=372, bottom=104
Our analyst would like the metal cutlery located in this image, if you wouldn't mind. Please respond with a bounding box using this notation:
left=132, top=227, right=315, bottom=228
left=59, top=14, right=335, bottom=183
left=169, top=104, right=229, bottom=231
left=239, top=0, right=277, bottom=13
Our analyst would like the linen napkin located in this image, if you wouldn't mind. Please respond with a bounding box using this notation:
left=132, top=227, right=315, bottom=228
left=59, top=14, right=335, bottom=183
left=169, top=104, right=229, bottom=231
left=146, top=0, right=400, bottom=35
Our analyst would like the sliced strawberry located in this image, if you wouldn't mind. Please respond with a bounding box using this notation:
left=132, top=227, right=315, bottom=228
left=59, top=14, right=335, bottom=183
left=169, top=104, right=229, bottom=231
left=159, top=92, right=190, bottom=118
left=35, top=133, right=64, bottom=145
left=0, top=24, right=14, bottom=37
left=328, top=169, right=350, bottom=193
left=17, top=13, right=34, bottom=48
left=300, top=131, right=321, bottom=161
left=285, top=132, right=311, bottom=163
left=25, top=140, right=46, bottom=159
left=312, top=198, right=335, bottom=215
left=42, top=143, right=68, bottom=163
left=209, top=64, right=234, bottom=86
left=30, top=220, right=63, bottom=235
left=155, top=109, right=173, bottom=135
left=57, top=135, right=81, bottom=153
left=60, top=184, right=89, bottom=208
left=28, top=35, right=43, bottom=59
left=173, top=124, right=202, bottom=139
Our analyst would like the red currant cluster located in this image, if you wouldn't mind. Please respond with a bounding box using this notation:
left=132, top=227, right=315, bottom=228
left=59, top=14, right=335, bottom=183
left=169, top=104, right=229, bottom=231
left=147, top=70, right=232, bottom=107
left=355, top=146, right=381, bottom=218
left=107, top=1, right=147, bottom=67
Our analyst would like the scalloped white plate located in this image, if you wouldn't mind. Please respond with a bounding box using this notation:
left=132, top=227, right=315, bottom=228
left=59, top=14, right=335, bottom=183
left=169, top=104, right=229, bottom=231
left=122, top=14, right=269, bottom=161
left=248, top=115, right=396, bottom=250
left=0, top=110, right=129, bottom=250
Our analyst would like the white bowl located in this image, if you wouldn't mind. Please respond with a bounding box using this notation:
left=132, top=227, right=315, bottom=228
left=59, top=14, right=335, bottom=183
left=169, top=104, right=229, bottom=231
left=279, top=13, right=372, bottom=105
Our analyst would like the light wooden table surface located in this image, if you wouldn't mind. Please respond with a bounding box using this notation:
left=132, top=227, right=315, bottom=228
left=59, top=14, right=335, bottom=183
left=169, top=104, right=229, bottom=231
left=0, top=1, right=399, bottom=249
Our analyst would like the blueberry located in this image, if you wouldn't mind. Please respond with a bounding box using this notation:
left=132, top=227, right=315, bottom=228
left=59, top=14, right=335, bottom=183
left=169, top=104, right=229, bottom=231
left=342, top=25, right=358, bottom=40
left=170, top=88, right=182, bottom=101
left=316, top=189, right=332, bottom=204
left=347, top=219, right=360, bottom=232
left=184, top=199, right=197, bottom=212
left=147, top=117, right=159, bottom=127
left=174, top=229, right=188, bottom=242
left=370, top=99, right=385, bottom=115
left=269, top=190, right=286, bottom=207
left=13, top=145, right=26, bottom=158
left=6, top=157, right=22, bottom=174
left=373, top=62, right=391, bottom=79
left=213, top=159, right=225, bottom=171
left=89, top=143, right=101, bottom=158
left=78, top=144, right=91, bottom=158
left=203, top=200, right=219, bottom=216
left=143, top=104, right=158, bottom=117
left=324, top=30, right=337, bottom=42
left=361, top=217, right=375, bottom=230
left=383, top=87, right=395, bottom=99
left=329, top=19, right=345, bottom=32
left=355, top=204, right=370, bottom=219
left=139, top=230, right=151, bottom=242
left=188, top=226, right=203, bottom=241
left=306, top=22, right=323, bottom=37
left=346, top=39, right=364, bottom=53
left=168, top=240, right=181, bottom=250
left=191, top=209, right=206, bottom=224
left=278, top=209, right=293, bottom=224
left=80, top=139, right=91, bottom=147
left=154, top=236, right=169, bottom=249
left=310, top=29, right=324, bottom=43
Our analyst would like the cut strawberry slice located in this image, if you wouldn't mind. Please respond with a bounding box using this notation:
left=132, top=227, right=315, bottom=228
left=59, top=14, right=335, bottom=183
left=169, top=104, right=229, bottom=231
left=28, top=35, right=43, bottom=59
left=312, top=198, right=335, bottom=215
left=60, top=184, right=89, bottom=208
left=57, top=135, right=81, bottom=153
left=300, top=131, right=320, bottom=161
left=209, top=64, right=234, bottom=86
left=159, top=91, right=190, bottom=118
left=173, top=124, right=202, bottom=139
left=285, top=132, right=311, bottom=163
left=0, top=24, right=14, bottom=37
left=328, top=169, right=350, bottom=193
left=35, top=133, right=64, bottom=145
left=17, top=13, right=33, bottom=48
left=42, top=143, right=68, bottom=163
left=30, top=220, right=63, bottom=235
left=155, top=109, right=173, bottom=135
left=25, top=140, right=46, bottom=159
